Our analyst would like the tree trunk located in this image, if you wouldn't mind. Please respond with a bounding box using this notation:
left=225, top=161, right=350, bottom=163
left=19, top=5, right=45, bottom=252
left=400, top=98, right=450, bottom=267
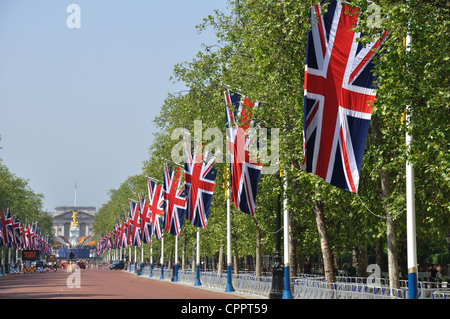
left=289, top=208, right=298, bottom=280
left=314, top=199, right=335, bottom=283
left=372, top=114, right=400, bottom=289
left=218, top=243, right=224, bottom=274
left=386, top=212, right=400, bottom=288
left=359, top=243, right=368, bottom=277
left=255, top=218, right=262, bottom=277
left=182, top=230, right=187, bottom=270
left=375, top=238, right=384, bottom=272
left=381, top=167, right=400, bottom=289
left=233, top=254, right=239, bottom=274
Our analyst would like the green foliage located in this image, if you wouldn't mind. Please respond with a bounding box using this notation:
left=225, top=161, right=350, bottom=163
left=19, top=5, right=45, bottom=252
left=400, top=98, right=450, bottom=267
left=94, top=0, right=450, bottom=271
left=0, top=151, right=53, bottom=246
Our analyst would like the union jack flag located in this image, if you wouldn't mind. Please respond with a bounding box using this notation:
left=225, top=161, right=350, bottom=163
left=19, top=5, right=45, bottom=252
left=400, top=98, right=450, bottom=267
left=0, top=215, right=5, bottom=247
left=113, top=224, right=119, bottom=249
left=302, top=0, right=388, bottom=193
left=119, top=219, right=128, bottom=249
left=3, top=209, right=14, bottom=247
left=184, top=138, right=217, bottom=228
left=139, top=192, right=152, bottom=244
left=12, top=220, right=22, bottom=249
left=163, top=164, right=186, bottom=236
left=129, top=200, right=141, bottom=247
left=147, top=179, right=165, bottom=240
left=224, top=88, right=262, bottom=216
left=22, top=224, right=30, bottom=249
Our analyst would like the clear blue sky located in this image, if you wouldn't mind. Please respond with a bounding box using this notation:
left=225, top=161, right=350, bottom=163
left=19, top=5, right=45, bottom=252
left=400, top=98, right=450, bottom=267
left=0, top=0, right=229, bottom=213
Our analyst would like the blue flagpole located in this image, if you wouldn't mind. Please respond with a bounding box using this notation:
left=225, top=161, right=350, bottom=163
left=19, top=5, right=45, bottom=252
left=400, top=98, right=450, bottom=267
left=134, top=246, right=137, bottom=274
left=160, top=234, right=164, bottom=279
left=174, top=236, right=179, bottom=282
left=194, top=231, right=201, bottom=286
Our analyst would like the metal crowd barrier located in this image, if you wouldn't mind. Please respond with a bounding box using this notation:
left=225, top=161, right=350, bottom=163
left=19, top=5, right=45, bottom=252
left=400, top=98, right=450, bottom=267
left=136, top=266, right=272, bottom=297
left=293, top=276, right=450, bottom=299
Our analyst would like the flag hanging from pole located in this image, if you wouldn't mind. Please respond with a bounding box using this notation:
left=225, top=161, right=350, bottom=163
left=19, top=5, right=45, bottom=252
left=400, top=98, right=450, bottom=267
left=129, top=200, right=141, bottom=247
left=224, top=88, right=262, bottom=216
left=147, top=178, right=165, bottom=240
left=163, top=164, right=186, bottom=236
left=301, top=0, right=388, bottom=193
left=184, top=137, right=217, bottom=228
left=139, top=192, right=152, bottom=244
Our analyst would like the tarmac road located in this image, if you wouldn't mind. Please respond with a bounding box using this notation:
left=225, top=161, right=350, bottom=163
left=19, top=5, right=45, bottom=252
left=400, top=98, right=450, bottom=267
left=0, top=267, right=244, bottom=299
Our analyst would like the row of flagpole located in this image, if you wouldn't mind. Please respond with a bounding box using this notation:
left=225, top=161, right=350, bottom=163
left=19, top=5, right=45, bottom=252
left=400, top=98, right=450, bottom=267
left=98, top=1, right=418, bottom=299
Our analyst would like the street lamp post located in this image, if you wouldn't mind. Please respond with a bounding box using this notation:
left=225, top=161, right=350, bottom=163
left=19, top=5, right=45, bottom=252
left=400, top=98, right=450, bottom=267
left=269, top=192, right=284, bottom=299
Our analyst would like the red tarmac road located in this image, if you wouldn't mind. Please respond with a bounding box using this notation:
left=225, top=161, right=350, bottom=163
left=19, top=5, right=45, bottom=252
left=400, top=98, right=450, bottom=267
left=0, top=267, right=244, bottom=299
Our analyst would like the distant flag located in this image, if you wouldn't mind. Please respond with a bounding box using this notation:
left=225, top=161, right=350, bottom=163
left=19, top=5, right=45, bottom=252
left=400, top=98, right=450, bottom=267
left=12, top=220, right=22, bottom=249
left=147, top=178, right=164, bottom=240
left=4, top=209, right=14, bottom=247
left=129, top=200, right=141, bottom=247
left=0, top=213, right=5, bottom=247
left=184, top=136, right=217, bottom=228
left=224, top=88, right=262, bottom=216
left=113, top=224, right=119, bottom=249
left=119, top=219, right=128, bottom=249
left=22, top=224, right=30, bottom=249
left=139, top=192, right=152, bottom=244
left=163, top=164, right=186, bottom=236
left=302, top=0, right=388, bottom=192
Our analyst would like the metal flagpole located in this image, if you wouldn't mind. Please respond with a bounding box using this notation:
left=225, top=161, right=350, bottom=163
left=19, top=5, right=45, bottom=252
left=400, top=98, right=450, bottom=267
left=150, top=238, right=153, bottom=277
left=405, top=32, right=417, bottom=299
left=129, top=246, right=132, bottom=271
left=160, top=233, right=164, bottom=279
left=282, top=172, right=293, bottom=299
left=134, top=246, right=137, bottom=274
left=174, top=235, right=179, bottom=282
left=194, top=230, right=201, bottom=286
left=225, top=167, right=235, bottom=292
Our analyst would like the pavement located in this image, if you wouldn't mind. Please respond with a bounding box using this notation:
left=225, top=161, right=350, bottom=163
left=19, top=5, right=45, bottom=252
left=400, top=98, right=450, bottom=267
left=0, top=267, right=247, bottom=299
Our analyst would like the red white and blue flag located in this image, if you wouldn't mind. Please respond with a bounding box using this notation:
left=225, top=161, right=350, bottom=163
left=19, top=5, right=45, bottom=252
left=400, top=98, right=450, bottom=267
left=147, top=178, right=165, bottom=240
left=0, top=213, right=5, bottom=247
left=119, top=219, right=128, bottom=249
left=302, top=0, right=387, bottom=193
left=139, top=192, right=152, bottom=244
left=129, top=200, right=141, bottom=247
left=163, top=164, right=186, bottom=236
left=3, top=209, right=14, bottom=247
left=184, top=139, right=217, bottom=229
left=113, top=224, right=119, bottom=249
left=224, top=88, right=262, bottom=216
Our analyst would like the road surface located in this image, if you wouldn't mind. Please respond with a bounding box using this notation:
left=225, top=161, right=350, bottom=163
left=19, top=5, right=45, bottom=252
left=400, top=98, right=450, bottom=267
left=0, top=267, right=244, bottom=299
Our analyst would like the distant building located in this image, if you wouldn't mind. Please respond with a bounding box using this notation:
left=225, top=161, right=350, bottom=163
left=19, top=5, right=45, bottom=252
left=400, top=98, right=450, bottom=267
left=52, top=206, right=96, bottom=238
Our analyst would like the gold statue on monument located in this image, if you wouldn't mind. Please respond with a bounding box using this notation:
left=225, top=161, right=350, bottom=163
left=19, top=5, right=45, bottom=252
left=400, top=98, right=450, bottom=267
left=70, top=210, right=79, bottom=228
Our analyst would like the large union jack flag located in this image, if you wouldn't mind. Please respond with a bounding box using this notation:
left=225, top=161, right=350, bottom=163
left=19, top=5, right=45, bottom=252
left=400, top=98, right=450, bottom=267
left=147, top=178, right=165, bottom=240
left=163, top=165, right=186, bottom=236
left=184, top=138, right=217, bottom=228
left=224, top=88, right=262, bottom=216
left=302, top=0, right=387, bottom=193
